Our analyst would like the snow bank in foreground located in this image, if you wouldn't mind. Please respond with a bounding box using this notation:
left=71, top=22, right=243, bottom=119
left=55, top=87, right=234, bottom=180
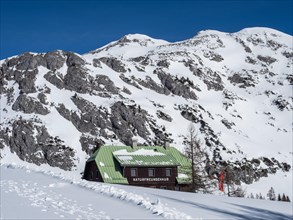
left=0, top=163, right=191, bottom=220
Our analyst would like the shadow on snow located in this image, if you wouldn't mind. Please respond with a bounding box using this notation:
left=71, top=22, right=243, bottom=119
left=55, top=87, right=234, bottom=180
left=152, top=194, right=292, bottom=220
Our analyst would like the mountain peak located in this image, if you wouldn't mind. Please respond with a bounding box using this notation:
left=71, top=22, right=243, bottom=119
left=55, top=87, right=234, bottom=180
left=117, top=33, right=169, bottom=46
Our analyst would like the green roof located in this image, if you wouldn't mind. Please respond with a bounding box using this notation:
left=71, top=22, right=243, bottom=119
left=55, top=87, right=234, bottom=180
left=90, top=145, right=192, bottom=184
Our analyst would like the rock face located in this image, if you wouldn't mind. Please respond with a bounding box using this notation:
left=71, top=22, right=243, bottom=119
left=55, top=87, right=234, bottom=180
left=99, top=57, right=127, bottom=73
left=12, top=95, right=50, bottom=115
left=0, top=27, right=292, bottom=190
left=8, top=120, right=75, bottom=170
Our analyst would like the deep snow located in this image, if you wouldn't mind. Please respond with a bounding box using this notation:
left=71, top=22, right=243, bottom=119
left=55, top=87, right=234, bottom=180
left=1, top=164, right=292, bottom=220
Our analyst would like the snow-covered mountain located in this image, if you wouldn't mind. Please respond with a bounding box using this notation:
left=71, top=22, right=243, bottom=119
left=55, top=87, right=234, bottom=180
left=0, top=27, right=292, bottom=196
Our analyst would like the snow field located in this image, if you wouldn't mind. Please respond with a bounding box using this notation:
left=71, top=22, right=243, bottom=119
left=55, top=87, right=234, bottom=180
left=1, top=164, right=292, bottom=220
left=0, top=164, right=191, bottom=219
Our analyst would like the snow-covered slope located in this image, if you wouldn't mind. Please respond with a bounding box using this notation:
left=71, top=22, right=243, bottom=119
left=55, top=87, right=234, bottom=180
left=1, top=164, right=292, bottom=219
left=0, top=27, right=292, bottom=197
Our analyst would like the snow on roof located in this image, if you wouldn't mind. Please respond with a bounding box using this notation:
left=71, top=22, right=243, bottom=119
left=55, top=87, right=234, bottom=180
left=113, top=148, right=165, bottom=156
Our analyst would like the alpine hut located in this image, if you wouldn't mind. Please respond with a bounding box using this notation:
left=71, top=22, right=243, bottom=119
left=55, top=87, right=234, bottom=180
left=83, top=144, right=192, bottom=191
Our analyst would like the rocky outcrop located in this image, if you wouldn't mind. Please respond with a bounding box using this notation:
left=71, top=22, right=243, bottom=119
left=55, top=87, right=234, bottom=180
left=14, top=53, right=46, bottom=71
left=44, top=71, right=65, bottom=89
left=273, top=96, right=292, bottom=111
left=110, top=102, right=150, bottom=145
left=63, top=64, right=119, bottom=96
left=257, top=55, right=277, bottom=65
left=156, top=110, right=173, bottom=122
left=79, top=135, right=104, bottom=155
left=136, top=76, right=170, bottom=95
left=64, top=66, right=89, bottom=93
left=8, top=120, right=75, bottom=170
left=44, top=51, right=66, bottom=70
left=66, top=52, right=85, bottom=67
left=12, top=95, right=50, bottom=115
left=228, top=73, right=256, bottom=88
left=186, top=61, right=224, bottom=91
left=99, top=57, right=127, bottom=73
left=156, top=69, right=198, bottom=100
left=56, top=97, right=110, bottom=136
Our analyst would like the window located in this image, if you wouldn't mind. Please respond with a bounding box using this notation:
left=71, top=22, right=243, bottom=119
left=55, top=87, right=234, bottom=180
left=90, top=171, right=94, bottom=180
left=166, top=168, right=172, bottom=177
left=148, top=168, right=155, bottom=177
left=131, top=168, right=137, bottom=177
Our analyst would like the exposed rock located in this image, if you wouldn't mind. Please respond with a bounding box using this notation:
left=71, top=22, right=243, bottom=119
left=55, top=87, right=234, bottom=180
left=130, top=56, right=152, bottom=66
left=8, top=119, right=75, bottom=170
left=245, top=56, right=257, bottom=64
left=267, top=40, right=283, bottom=51
left=12, top=95, right=50, bottom=115
left=221, top=119, right=235, bottom=129
left=58, top=95, right=112, bottom=136
left=92, top=59, right=101, bottom=68
left=44, top=71, right=65, bottom=89
left=189, top=65, right=224, bottom=91
left=0, top=68, right=7, bottom=94
left=18, top=69, right=38, bottom=93
left=203, top=51, right=224, bottom=62
left=79, top=135, right=104, bottom=155
left=122, top=86, right=132, bottom=95
left=156, top=110, right=173, bottom=122
left=235, top=37, right=252, bottom=53
left=130, top=56, right=145, bottom=63
left=228, top=73, right=255, bottom=88
left=247, top=36, right=264, bottom=46
left=99, top=57, right=127, bottom=73
left=222, top=89, right=246, bottom=110
left=257, top=55, right=277, bottom=65
left=272, top=96, right=292, bottom=111
left=177, top=104, right=203, bottom=123
left=134, top=65, right=145, bottom=72
left=136, top=76, right=170, bottom=95
left=1, top=62, right=38, bottom=93
left=93, top=75, right=119, bottom=95
left=55, top=103, right=72, bottom=121
left=157, top=60, right=170, bottom=68
left=282, top=51, right=293, bottom=59
left=66, top=52, right=85, bottom=67
left=64, top=66, right=89, bottom=93
left=15, top=53, right=46, bottom=70
left=44, top=51, right=66, bottom=70
left=0, top=129, right=10, bottom=149
left=37, top=93, right=48, bottom=105
left=286, top=75, right=293, bottom=85
left=119, top=74, right=142, bottom=90
left=110, top=102, right=150, bottom=145
left=156, top=70, right=198, bottom=100
left=4, top=87, right=15, bottom=105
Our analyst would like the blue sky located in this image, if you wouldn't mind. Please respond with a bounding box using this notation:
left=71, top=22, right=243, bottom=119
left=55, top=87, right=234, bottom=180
left=0, top=0, right=292, bottom=59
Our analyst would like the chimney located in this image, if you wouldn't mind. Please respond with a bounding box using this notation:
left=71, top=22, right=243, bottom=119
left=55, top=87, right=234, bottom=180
left=132, top=137, right=138, bottom=148
left=164, top=141, right=170, bottom=149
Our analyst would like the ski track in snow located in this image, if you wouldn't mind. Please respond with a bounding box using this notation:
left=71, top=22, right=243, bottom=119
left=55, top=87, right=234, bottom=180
left=0, top=164, right=191, bottom=220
